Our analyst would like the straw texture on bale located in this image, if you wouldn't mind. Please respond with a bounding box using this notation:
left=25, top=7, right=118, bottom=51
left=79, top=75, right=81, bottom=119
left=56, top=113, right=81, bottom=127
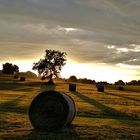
left=69, top=83, right=76, bottom=91
left=28, top=90, right=76, bottom=131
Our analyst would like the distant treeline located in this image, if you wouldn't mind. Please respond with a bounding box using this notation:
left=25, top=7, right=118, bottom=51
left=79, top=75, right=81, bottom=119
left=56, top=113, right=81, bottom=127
left=67, top=75, right=140, bottom=86
left=0, top=70, right=140, bottom=85
left=67, top=75, right=96, bottom=84
left=0, top=70, right=37, bottom=79
left=126, top=80, right=140, bottom=86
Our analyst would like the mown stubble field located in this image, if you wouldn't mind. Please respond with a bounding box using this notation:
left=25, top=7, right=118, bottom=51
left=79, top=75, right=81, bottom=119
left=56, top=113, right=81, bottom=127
left=0, top=78, right=140, bottom=140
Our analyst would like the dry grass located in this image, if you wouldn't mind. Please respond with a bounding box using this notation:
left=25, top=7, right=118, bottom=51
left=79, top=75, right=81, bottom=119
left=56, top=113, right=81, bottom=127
left=0, top=77, right=140, bottom=140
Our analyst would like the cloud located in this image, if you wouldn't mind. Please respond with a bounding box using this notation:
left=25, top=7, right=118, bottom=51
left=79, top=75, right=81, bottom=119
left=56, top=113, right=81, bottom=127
left=0, top=0, right=139, bottom=43
left=0, top=0, right=140, bottom=70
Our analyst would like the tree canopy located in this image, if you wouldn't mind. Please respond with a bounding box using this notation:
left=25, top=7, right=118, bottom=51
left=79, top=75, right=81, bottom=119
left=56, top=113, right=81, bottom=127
left=32, top=49, right=67, bottom=83
left=2, top=62, right=19, bottom=74
left=68, top=75, right=78, bottom=82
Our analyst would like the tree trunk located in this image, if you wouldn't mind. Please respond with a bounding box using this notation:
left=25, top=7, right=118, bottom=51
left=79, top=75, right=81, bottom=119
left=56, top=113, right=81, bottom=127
left=50, top=73, right=53, bottom=81
left=47, top=73, right=55, bottom=85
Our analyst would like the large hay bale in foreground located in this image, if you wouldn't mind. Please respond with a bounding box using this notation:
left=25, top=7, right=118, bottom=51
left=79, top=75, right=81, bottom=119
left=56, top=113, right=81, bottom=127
left=28, top=90, right=76, bottom=132
left=69, top=83, right=76, bottom=91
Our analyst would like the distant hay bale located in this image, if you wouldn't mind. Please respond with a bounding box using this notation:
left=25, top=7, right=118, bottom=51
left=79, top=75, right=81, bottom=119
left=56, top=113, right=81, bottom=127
left=28, top=90, right=76, bottom=132
left=97, top=84, right=104, bottom=92
left=20, top=77, right=26, bottom=81
left=14, top=75, right=19, bottom=79
left=69, top=83, right=76, bottom=91
left=117, top=86, right=124, bottom=90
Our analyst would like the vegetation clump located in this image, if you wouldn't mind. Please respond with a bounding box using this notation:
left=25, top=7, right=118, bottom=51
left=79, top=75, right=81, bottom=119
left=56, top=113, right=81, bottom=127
left=2, top=62, right=19, bottom=74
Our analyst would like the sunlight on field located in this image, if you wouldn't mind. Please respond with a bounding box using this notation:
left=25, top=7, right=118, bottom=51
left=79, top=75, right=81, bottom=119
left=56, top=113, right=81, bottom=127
left=0, top=78, right=140, bottom=139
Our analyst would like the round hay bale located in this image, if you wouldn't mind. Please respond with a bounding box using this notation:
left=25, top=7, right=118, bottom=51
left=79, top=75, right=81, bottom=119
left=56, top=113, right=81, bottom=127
left=20, top=77, right=25, bottom=81
left=14, top=75, right=19, bottom=79
left=28, top=90, right=76, bottom=132
left=117, top=86, right=124, bottom=90
left=69, top=83, right=76, bottom=91
left=97, top=84, right=104, bottom=92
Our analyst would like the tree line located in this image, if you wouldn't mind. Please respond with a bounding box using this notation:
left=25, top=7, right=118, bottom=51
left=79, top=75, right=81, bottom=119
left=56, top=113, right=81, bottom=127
left=68, top=76, right=140, bottom=86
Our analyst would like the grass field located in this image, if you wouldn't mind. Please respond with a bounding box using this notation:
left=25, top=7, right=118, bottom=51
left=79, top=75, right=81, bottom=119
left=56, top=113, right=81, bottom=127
left=0, top=77, right=140, bottom=140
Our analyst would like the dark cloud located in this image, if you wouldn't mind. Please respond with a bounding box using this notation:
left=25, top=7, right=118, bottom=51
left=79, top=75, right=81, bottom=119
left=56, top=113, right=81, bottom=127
left=0, top=0, right=139, bottom=40
left=0, top=0, right=140, bottom=71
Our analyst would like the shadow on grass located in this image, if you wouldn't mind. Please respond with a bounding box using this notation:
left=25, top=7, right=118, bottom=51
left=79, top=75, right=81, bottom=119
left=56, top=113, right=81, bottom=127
left=14, top=87, right=34, bottom=92
left=106, top=85, right=140, bottom=93
left=1, top=126, right=80, bottom=140
left=40, top=83, right=56, bottom=91
left=104, top=91, right=140, bottom=102
left=0, top=83, right=39, bottom=93
left=0, top=83, right=21, bottom=90
left=0, top=82, right=56, bottom=92
left=0, top=95, right=27, bottom=114
left=71, top=91, right=140, bottom=126
left=0, top=82, right=41, bottom=90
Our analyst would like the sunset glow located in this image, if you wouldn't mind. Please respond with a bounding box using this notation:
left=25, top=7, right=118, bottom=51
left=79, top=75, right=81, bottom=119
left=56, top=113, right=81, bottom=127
left=61, top=60, right=138, bottom=83
left=0, top=0, right=140, bottom=83
left=0, top=58, right=138, bottom=83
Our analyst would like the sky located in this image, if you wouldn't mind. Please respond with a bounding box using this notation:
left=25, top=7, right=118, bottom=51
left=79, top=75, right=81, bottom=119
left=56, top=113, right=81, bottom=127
left=0, top=0, right=140, bottom=83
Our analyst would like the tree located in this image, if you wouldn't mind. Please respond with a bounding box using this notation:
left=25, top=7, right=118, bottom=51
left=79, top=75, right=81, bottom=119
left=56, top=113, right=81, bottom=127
left=32, top=49, right=67, bottom=84
left=114, top=80, right=125, bottom=86
left=2, top=62, right=19, bottom=74
left=68, top=75, right=77, bottom=82
left=127, top=80, right=140, bottom=85
left=13, top=65, right=19, bottom=73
